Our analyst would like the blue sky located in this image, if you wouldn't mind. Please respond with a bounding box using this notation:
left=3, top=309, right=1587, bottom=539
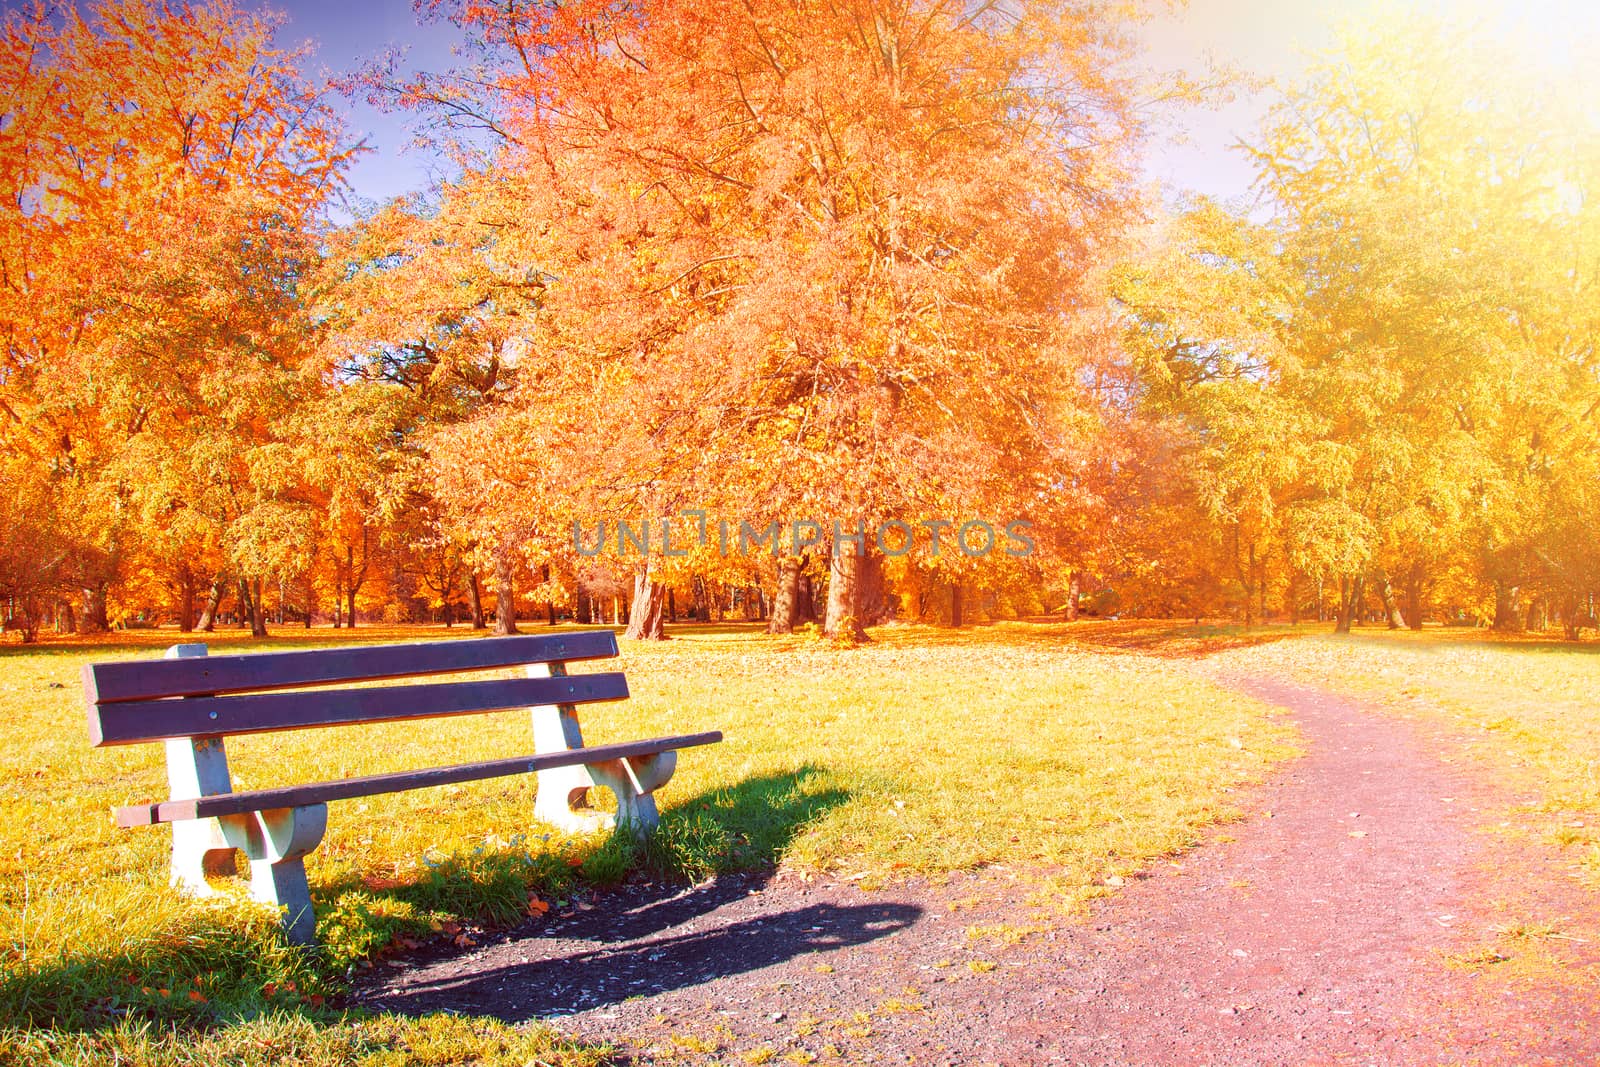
left=267, top=0, right=463, bottom=213
left=277, top=0, right=1352, bottom=211
left=137, top=0, right=1600, bottom=213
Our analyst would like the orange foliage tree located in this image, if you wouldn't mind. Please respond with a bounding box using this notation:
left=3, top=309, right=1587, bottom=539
left=360, top=0, right=1149, bottom=639
left=0, top=0, right=357, bottom=634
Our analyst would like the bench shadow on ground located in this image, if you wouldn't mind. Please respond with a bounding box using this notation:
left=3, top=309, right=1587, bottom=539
left=368, top=877, right=920, bottom=1022
left=363, top=766, right=920, bottom=1022
left=324, top=765, right=853, bottom=923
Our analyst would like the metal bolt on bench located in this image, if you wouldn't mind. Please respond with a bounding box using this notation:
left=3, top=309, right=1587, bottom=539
left=82, top=631, right=721, bottom=945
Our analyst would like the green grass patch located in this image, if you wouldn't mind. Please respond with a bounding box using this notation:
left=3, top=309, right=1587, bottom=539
left=0, top=1013, right=610, bottom=1066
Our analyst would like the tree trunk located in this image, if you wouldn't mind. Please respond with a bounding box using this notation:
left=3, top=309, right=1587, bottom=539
left=250, top=577, right=269, bottom=637
left=1064, top=571, right=1081, bottom=621
left=1240, top=539, right=1258, bottom=627
left=691, top=574, right=709, bottom=622
left=1560, top=592, right=1590, bottom=640
left=343, top=543, right=361, bottom=628
left=177, top=566, right=196, bottom=633
left=857, top=547, right=891, bottom=625
left=542, top=564, right=558, bottom=625
left=1492, top=580, right=1523, bottom=633
left=625, top=568, right=667, bottom=640
left=1378, top=575, right=1406, bottom=630
left=769, top=557, right=803, bottom=634
left=797, top=571, right=817, bottom=624
left=1403, top=572, right=1425, bottom=631
left=77, top=582, right=110, bottom=634
left=494, top=551, right=519, bottom=635
left=950, top=582, right=964, bottom=628
left=668, top=586, right=677, bottom=624
left=824, top=536, right=868, bottom=642
left=576, top=589, right=592, bottom=624
left=468, top=572, right=486, bottom=629
left=197, top=575, right=223, bottom=632
left=1335, top=574, right=1364, bottom=634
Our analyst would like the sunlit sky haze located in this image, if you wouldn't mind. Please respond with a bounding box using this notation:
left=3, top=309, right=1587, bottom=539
left=253, top=0, right=1600, bottom=213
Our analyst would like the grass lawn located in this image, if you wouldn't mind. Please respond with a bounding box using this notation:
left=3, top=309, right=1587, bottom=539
left=0, top=621, right=1295, bottom=1064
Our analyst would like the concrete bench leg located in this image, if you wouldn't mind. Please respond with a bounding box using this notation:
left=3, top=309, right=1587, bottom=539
left=163, top=645, right=237, bottom=894
left=168, top=737, right=238, bottom=894
left=221, top=804, right=328, bottom=945
left=586, top=751, right=676, bottom=833
left=532, top=760, right=613, bottom=833
left=528, top=661, right=677, bottom=835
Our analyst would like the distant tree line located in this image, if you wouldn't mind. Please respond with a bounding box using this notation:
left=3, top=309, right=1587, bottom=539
left=2, top=2, right=1595, bottom=642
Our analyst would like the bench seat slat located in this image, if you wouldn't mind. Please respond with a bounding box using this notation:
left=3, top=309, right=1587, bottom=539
left=115, top=730, right=724, bottom=826
left=83, top=631, right=618, bottom=705
left=89, top=673, right=629, bottom=747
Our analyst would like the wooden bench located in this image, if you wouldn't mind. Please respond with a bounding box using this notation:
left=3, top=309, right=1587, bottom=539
left=83, top=631, right=720, bottom=944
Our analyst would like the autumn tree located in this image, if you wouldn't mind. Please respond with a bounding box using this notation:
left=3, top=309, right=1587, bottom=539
left=0, top=0, right=357, bottom=634
left=367, top=0, right=1149, bottom=642
left=1116, top=7, right=1600, bottom=634
left=1255, top=9, right=1599, bottom=632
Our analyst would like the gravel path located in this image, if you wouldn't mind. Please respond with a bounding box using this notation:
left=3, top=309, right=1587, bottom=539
left=357, top=674, right=1600, bottom=1064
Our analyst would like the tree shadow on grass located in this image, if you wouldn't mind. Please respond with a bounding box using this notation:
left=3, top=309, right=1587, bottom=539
left=1052, top=620, right=1304, bottom=659
left=659, top=620, right=773, bottom=638
left=1382, top=633, right=1600, bottom=656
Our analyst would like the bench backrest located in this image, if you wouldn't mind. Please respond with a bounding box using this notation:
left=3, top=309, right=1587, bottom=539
left=84, top=631, right=624, bottom=747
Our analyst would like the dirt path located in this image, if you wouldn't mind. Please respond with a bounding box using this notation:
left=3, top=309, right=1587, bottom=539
left=357, top=675, right=1600, bottom=1065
